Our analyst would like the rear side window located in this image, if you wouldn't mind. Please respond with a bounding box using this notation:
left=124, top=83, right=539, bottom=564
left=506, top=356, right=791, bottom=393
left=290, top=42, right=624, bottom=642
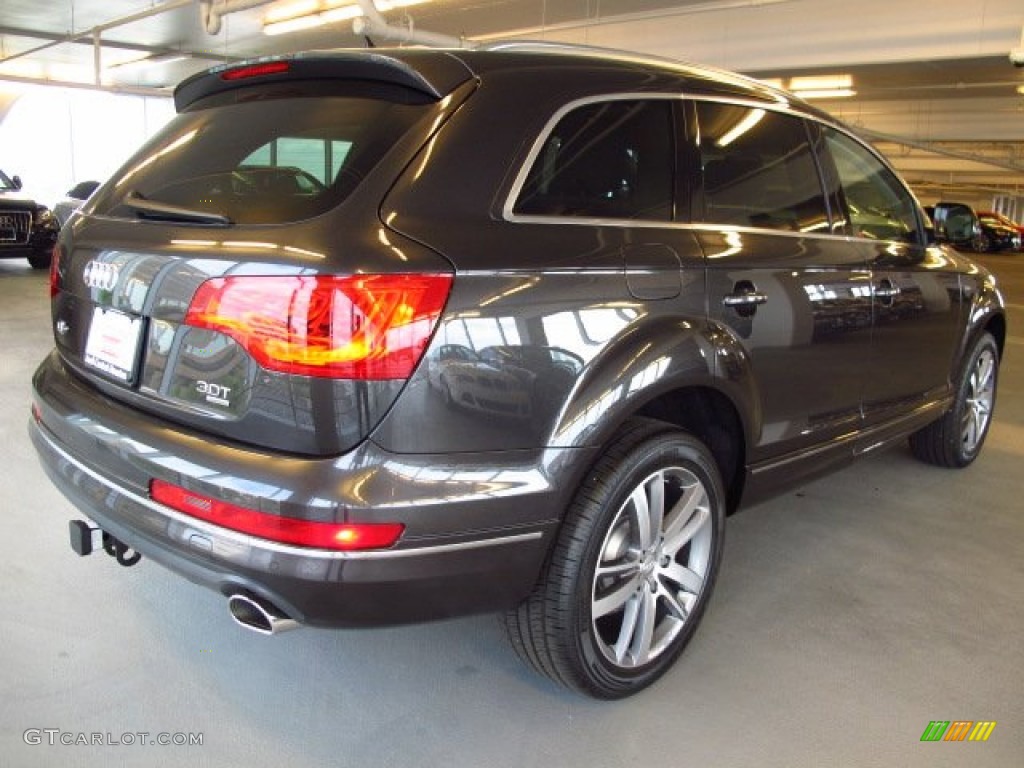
left=92, top=95, right=427, bottom=226
left=822, top=127, right=920, bottom=243
left=513, top=100, right=674, bottom=221
left=695, top=102, right=829, bottom=233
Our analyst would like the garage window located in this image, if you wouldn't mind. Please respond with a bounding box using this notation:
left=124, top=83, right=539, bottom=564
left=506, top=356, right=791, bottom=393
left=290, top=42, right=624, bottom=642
left=513, top=100, right=674, bottom=221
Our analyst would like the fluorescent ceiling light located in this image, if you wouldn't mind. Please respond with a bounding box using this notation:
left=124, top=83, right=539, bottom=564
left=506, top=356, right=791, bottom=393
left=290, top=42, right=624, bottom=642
left=265, top=0, right=321, bottom=23
left=264, top=14, right=325, bottom=35
left=795, top=88, right=857, bottom=99
left=788, top=74, right=853, bottom=91
left=263, top=0, right=431, bottom=36
left=107, top=52, right=192, bottom=71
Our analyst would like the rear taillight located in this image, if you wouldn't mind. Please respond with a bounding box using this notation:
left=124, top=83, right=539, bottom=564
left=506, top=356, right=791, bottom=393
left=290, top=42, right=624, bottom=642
left=184, top=273, right=452, bottom=380
left=150, top=479, right=404, bottom=551
left=49, top=245, right=60, bottom=298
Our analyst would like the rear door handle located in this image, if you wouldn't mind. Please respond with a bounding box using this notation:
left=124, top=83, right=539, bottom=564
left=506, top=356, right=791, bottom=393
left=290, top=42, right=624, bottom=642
left=723, top=281, right=767, bottom=318
left=722, top=292, right=768, bottom=308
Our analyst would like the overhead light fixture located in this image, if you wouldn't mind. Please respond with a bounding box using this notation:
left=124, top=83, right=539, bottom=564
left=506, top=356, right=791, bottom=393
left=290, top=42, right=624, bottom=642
left=786, top=74, right=856, bottom=100
left=1017, top=84, right=1024, bottom=95
left=788, top=75, right=852, bottom=91
left=107, top=52, right=193, bottom=72
left=263, top=0, right=431, bottom=36
left=793, top=89, right=857, bottom=99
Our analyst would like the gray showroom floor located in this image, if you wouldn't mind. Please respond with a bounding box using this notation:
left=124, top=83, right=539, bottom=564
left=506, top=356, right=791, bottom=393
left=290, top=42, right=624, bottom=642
left=1, top=254, right=1022, bottom=768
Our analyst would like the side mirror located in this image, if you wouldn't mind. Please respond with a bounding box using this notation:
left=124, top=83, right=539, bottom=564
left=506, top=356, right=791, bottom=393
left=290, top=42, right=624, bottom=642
left=12, top=175, right=23, bottom=190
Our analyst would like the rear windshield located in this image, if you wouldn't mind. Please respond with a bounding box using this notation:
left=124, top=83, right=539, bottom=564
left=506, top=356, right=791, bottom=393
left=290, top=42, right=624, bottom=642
left=92, top=93, right=428, bottom=225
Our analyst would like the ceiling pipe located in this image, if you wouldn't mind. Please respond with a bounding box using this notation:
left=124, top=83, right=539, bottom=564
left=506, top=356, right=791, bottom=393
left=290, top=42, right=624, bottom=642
left=862, top=128, right=1024, bottom=174
left=200, top=0, right=277, bottom=36
left=0, top=0, right=195, bottom=66
left=351, top=0, right=473, bottom=48
left=0, top=71, right=170, bottom=98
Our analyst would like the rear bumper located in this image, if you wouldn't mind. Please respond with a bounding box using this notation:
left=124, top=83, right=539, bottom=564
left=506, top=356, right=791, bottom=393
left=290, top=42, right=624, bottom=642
left=30, top=351, right=587, bottom=627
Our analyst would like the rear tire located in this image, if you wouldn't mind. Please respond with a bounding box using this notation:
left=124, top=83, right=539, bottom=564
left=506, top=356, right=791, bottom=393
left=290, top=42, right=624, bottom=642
left=504, top=418, right=725, bottom=698
left=910, top=332, right=998, bottom=467
left=28, top=251, right=51, bottom=270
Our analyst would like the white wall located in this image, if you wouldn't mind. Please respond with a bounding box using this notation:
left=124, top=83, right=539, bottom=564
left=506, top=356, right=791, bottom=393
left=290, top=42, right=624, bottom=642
left=0, top=84, right=174, bottom=207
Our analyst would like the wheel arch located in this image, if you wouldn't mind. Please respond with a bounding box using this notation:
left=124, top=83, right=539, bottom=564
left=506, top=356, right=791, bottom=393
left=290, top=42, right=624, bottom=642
left=548, top=317, right=756, bottom=514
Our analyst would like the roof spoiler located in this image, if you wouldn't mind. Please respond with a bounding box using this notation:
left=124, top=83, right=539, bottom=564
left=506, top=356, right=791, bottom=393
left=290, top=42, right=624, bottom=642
left=174, top=50, right=475, bottom=111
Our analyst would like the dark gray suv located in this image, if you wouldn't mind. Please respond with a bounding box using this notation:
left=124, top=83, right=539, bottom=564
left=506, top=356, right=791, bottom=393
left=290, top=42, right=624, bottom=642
left=30, top=44, right=1005, bottom=698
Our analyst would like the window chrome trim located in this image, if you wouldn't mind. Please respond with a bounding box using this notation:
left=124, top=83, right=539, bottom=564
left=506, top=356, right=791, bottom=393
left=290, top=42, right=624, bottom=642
left=502, top=92, right=686, bottom=224
left=502, top=91, right=921, bottom=248
left=36, top=424, right=543, bottom=561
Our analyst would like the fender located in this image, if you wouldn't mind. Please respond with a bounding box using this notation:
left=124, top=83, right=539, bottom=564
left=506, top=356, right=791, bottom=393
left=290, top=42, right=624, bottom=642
left=547, top=313, right=760, bottom=452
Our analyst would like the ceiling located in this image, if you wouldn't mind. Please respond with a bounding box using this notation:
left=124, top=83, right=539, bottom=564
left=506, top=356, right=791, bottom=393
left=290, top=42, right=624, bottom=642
left=2, top=0, right=1023, bottom=203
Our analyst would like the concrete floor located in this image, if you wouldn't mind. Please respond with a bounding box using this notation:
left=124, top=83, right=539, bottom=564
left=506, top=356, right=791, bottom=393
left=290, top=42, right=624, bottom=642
left=1, top=253, right=1021, bottom=768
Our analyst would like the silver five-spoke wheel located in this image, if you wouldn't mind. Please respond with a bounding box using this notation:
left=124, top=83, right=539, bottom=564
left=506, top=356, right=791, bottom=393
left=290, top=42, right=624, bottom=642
left=911, top=331, right=999, bottom=468
left=592, top=467, right=712, bottom=668
left=504, top=418, right=725, bottom=698
left=961, top=346, right=996, bottom=454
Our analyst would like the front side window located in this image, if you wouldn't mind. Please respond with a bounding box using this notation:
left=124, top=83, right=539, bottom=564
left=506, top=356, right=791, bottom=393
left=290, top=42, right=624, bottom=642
left=513, top=100, right=674, bottom=221
left=822, top=127, right=920, bottom=243
left=695, top=102, right=830, bottom=234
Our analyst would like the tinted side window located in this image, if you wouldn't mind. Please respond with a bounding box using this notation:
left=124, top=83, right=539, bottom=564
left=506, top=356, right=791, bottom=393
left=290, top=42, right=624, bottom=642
left=695, top=102, right=829, bottom=233
left=514, top=100, right=674, bottom=221
left=823, top=127, right=920, bottom=243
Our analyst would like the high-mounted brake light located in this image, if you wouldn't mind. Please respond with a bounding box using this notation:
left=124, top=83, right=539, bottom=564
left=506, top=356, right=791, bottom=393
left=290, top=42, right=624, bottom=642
left=150, top=479, right=404, bottom=551
left=184, top=273, right=452, bottom=380
left=220, top=61, right=291, bottom=81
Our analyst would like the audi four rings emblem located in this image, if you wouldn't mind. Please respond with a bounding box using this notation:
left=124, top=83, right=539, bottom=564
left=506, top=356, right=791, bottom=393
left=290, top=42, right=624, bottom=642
left=82, top=261, right=120, bottom=291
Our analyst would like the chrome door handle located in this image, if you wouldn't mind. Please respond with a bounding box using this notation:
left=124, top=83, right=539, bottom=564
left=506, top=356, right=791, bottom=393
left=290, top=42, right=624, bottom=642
left=868, top=280, right=901, bottom=303
left=722, top=292, right=768, bottom=308
left=872, top=280, right=897, bottom=296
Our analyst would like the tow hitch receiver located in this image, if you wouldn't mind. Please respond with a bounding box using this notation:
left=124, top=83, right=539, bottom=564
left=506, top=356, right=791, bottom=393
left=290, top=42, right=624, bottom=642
left=69, top=520, right=142, bottom=567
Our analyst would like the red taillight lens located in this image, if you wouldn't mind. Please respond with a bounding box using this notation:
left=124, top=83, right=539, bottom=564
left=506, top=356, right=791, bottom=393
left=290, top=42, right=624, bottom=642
left=184, top=273, right=452, bottom=379
left=150, top=479, right=404, bottom=551
left=220, top=61, right=290, bottom=81
left=49, top=245, right=61, bottom=298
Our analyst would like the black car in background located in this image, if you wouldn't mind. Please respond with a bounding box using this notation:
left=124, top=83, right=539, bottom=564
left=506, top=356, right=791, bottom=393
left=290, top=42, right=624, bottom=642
left=30, top=46, right=1005, bottom=698
left=0, top=169, right=58, bottom=269
left=930, top=201, right=1020, bottom=252
left=977, top=212, right=1022, bottom=252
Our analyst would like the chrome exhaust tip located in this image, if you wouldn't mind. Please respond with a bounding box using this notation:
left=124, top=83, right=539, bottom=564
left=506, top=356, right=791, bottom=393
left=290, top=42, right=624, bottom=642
left=227, top=593, right=299, bottom=635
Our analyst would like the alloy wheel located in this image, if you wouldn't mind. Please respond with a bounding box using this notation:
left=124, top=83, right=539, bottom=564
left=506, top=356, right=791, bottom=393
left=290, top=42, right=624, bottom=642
left=590, top=466, right=712, bottom=669
left=961, top=347, right=996, bottom=454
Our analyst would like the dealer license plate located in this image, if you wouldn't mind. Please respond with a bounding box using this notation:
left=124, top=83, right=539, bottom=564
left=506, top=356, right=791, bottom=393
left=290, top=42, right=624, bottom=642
left=84, top=307, right=143, bottom=383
